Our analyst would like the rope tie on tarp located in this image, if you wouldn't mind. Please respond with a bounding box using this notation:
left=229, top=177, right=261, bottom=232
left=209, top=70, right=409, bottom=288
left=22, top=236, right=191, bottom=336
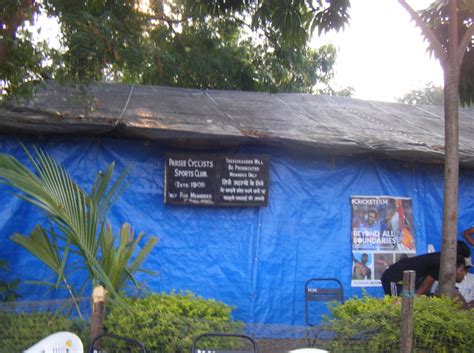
left=204, top=90, right=237, bottom=123
left=113, top=84, right=135, bottom=128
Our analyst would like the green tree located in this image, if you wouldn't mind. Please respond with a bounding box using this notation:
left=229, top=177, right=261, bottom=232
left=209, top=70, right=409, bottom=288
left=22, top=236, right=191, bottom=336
left=399, top=0, right=474, bottom=296
left=0, top=0, right=48, bottom=97
left=185, top=0, right=350, bottom=46
left=419, top=0, right=474, bottom=107
left=397, top=82, right=444, bottom=105
left=132, top=8, right=339, bottom=93
left=0, top=0, right=351, bottom=97
left=317, top=85, right=354, bottom=97
left=0, top=146, right=158, bottom=339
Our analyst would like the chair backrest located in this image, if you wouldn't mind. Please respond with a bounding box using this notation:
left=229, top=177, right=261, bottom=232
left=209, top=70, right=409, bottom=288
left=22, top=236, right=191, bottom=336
left=191, top=333, right=258, bottom=353
left=23, top=331, right=83, bottom=353
left=305, top=278, right=344, bottom=326
left=288, top=349, right=329, bottom=353
left=88, top=332, right=147, bottom=353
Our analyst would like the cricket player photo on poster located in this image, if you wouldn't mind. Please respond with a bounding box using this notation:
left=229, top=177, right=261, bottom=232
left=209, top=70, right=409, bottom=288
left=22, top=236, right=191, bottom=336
left=350, top=196, right=417, bottom=287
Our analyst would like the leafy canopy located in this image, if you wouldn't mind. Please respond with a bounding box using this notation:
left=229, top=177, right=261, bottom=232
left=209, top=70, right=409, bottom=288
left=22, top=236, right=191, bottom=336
left=185, top=0, right=350, bottom=46
left=397, top=81, right=444, bottom=105
left=419, top=0, right=474, bottom=106
left=0, top=0, right=351, bottom=97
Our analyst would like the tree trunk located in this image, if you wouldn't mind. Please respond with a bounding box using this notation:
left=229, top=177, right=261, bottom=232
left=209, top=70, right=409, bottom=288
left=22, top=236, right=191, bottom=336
left=90, top=285, right=106, bottom=348
left=438, top=0, right=460, bottom=297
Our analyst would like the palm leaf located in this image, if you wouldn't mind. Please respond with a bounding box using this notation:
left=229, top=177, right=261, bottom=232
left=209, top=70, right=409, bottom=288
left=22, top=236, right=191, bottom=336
left=0, top=146, right=156, bottom=305
left=11, top=225, right=62, bottom=275
left=90, top=161, right=131, bottom=225
left=129, top=234, right=159, bottom=275
left=100, top=223, right=158, bottom=292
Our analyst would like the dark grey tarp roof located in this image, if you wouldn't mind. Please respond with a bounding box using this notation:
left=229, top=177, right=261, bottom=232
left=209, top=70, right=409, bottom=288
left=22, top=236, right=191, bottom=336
left=1, top=81, right=474, bottom=166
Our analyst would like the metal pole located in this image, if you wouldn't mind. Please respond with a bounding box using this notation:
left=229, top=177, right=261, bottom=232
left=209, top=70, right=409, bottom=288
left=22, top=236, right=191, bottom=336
left=400, top=270, right=416, bottom=353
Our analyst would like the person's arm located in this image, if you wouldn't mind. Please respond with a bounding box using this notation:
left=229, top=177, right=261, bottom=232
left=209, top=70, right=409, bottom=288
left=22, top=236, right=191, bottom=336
left=416, top=275, right=435, bottom=296
left=462, top=226, right=474, bottom=246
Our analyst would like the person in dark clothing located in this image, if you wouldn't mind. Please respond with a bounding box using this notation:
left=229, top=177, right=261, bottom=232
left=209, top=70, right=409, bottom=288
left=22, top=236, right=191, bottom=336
left=457, top=239, right=471, bottom=258
left=381, top=252, right=439, bottom=296
left=381, top=241, right=471, bottom=296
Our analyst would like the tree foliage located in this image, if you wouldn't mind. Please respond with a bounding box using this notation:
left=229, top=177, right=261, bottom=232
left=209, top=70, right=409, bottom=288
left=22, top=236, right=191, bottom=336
left=185, top=0, right=350, bottom=47
left=419, top=0, right=474, bottom=106
left=0, top=0, right=47, bottom=97
left=133, top=9, right=339, bottom=92
left=44, top=0, right=146, bottom=82
left=0, top=0, right=351, bottom=98
left=397, top=82, right=444, bottom=105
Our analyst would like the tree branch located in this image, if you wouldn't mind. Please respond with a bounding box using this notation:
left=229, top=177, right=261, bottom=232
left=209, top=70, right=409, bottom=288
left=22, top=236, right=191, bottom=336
left=398, top=0, right=448, bottom=68
left=0, top=0, right=36, bottom=64
left=458, top=24, right=474, bottom=67
left=153, top=15, right=185, bottom=24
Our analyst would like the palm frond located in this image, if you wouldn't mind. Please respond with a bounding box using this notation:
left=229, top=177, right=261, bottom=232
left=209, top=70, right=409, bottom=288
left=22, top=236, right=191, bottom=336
left=1, top=146, right=156, bottom=305
left=91, top=162, right=131, bottom=224
left=10, top=226, right=62, bottom=275
left=129, top=235, right=159, bottom=275
left=100, top=223, right=158, bottom=292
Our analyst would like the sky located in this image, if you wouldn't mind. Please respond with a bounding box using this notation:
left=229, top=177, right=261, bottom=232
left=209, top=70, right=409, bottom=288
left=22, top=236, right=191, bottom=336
left=315, top=0, right=444, bottom=102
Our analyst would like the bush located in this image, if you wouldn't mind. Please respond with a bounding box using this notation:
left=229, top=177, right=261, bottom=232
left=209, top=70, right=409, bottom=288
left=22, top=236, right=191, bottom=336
left=0, top=312, right=85, bottom=353
left=325, top=295, right=474, bottom=353
left=104, top=292, right=243, bottom=353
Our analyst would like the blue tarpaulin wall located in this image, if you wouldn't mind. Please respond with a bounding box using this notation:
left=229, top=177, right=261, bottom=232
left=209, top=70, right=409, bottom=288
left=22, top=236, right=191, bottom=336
left=1, top=135, right=474, bottom=325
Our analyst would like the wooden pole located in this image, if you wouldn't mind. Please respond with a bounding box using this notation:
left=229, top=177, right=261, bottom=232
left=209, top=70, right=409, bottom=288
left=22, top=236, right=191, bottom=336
left=91, top=285, right=106, bottom=349
left=400, top=270, right=415, bottom=353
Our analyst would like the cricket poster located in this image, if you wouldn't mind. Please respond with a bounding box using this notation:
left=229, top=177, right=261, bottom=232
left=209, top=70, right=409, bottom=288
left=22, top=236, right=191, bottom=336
left=350, top=196, right=416, bottom=287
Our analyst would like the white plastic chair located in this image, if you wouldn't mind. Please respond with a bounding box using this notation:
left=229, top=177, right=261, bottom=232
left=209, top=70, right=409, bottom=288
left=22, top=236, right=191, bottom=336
left=287, top=349, right=329, bottom=353
left=23, top=331, right=84, bottom=353
left=191, top=333, right=257, bottom=353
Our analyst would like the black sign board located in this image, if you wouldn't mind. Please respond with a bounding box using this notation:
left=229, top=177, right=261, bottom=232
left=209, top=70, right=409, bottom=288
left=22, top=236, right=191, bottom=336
left=164, top=153, right=269, bottom=207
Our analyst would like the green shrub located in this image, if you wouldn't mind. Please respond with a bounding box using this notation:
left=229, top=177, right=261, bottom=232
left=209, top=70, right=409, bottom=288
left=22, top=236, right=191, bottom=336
left=0, top=312, right=85, bottom=353
left=104, top=292, right=243, bottom=353
left=0, top=259, right=21, bottom=302
left=325, top=295, right=474, bottom=353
